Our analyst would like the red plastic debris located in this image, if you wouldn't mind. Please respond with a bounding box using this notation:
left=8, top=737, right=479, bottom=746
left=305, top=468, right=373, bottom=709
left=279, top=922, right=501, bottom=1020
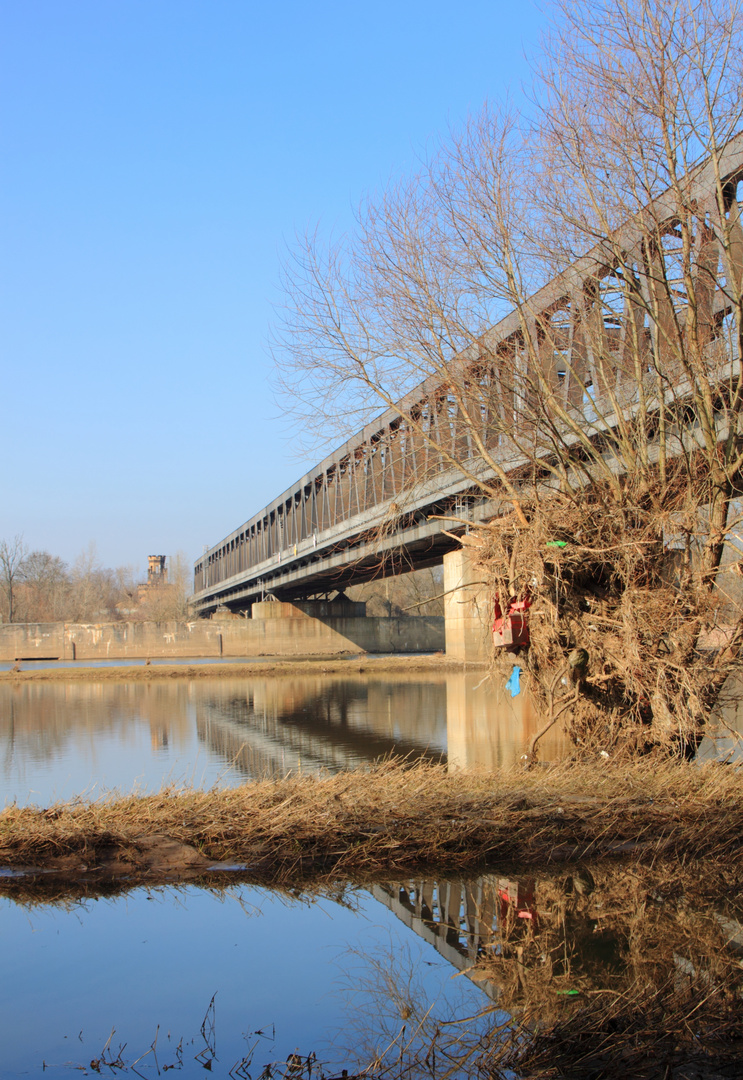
left=497, top=876, right=538, bottom=928
left=493, top=594, right=531, bottom=649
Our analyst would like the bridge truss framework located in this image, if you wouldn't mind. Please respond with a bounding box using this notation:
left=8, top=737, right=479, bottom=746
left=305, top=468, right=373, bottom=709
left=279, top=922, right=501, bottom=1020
left=193, top=136, right=743, bottom=615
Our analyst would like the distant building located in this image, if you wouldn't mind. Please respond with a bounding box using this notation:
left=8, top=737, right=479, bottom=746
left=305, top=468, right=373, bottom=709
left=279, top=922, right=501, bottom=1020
left=137, top=555, right=175, bottom=605
left=148, top=555, right=168, bottom=585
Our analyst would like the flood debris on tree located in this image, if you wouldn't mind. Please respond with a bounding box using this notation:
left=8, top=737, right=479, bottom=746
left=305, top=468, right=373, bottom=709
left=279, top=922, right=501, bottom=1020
left=462, top=477, right=743, bottom=761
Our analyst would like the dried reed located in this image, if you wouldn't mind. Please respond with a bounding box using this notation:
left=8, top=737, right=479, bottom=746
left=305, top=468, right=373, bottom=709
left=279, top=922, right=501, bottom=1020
left=2, top=758, right=743, bottom=888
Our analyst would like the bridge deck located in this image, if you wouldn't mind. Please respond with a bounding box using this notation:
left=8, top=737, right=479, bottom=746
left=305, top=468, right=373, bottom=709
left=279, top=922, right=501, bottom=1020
left=193, top=135, right=743, bottom=614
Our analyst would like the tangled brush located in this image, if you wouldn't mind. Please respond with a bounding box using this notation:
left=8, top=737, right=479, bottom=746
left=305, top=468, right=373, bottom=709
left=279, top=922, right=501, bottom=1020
left=465, top=479, right=743, bottom=760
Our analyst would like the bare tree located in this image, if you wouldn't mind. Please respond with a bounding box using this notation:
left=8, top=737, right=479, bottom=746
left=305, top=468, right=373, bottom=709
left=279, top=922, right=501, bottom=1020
left=0, top=541, right=161, bottom=624
left=274, top=0, right=743, bottom=756
left=17, top=550, right=70, bottom=622
left=0, top=535, right=27, bottom=623
left=348, top=566, right=445, bottom=617
left=66, top=544, right=141, bottom=622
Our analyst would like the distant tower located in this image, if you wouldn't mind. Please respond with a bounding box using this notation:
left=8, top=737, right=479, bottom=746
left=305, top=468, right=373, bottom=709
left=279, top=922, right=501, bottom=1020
left=147, top=555, right=168, bottom=585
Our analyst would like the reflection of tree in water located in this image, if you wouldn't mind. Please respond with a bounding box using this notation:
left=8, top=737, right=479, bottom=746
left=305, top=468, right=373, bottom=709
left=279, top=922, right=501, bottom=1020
left=355, top=862, right=743, bottom=1078
left=192, top=675, right=448, bottom=779
left=0, top=681, right=193, bottom=775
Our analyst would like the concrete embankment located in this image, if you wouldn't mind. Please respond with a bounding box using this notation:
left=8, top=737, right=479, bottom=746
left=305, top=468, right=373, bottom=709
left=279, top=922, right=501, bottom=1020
left=0, top=611, right=445, bottom=663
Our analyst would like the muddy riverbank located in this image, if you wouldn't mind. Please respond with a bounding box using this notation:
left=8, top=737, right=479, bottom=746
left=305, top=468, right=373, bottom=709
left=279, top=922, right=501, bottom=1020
left=0, top=653, right=465, bottom=683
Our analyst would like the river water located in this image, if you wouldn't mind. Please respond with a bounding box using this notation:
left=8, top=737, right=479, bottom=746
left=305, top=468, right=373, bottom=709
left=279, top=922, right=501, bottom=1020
left=0, top=669, right=572, bottom=807
left=0, top=668, right=538, bottom=1078
left=1, top=667, right=741, bottom=1077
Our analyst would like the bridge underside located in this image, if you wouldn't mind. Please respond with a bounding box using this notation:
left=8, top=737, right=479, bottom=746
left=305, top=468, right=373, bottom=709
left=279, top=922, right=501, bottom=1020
left=193, top=138, right=743, bottom=618
left=192, top=406, right=736, bottom=617
left=191, top=486, right=489, bottom=615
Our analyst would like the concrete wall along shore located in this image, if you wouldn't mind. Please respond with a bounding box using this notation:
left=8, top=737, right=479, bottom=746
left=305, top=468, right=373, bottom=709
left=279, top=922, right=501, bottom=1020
left=0, top=605, right=445, bottom=662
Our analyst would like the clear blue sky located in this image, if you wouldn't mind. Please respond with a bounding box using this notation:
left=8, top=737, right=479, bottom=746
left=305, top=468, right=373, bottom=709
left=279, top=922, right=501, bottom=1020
left=1, top=0, right=544, bottom=575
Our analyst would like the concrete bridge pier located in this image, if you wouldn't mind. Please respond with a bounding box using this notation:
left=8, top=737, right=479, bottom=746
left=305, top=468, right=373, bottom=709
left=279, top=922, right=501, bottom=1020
left=443, top=548, right=492, bottom=663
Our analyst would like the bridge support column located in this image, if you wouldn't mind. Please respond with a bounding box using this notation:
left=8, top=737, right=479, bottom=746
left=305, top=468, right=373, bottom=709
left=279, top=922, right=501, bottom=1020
left=443, top=548, right=492, bottom=663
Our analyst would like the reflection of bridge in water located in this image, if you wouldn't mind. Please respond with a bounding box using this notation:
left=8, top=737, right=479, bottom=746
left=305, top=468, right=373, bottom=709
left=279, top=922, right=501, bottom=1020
left=369, top=872, right=556, bottom=1006
left=193, top=675, right=448, bottom=777
left=370, top=877, right=507, bottom=1002
left=371, top=867, right=743, bottom=1019
left=0, top=670, right=568, bottom=794
left=192, top=670, right=567, bottom=779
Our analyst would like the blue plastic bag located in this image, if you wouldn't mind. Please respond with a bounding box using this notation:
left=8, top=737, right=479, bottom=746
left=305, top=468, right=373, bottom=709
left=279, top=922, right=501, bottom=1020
left=506, top=665, right=521, bottom=697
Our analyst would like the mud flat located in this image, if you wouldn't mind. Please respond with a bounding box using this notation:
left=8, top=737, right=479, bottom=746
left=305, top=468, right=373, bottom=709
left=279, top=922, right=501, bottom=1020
left=0, top=653, right=465, bottom=683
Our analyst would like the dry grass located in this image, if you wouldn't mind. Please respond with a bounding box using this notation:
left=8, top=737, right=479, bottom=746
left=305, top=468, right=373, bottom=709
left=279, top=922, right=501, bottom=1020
left=499, top=978, right=743, bottom=1079
left=348, top=978, right=743, bottom=1080
left=2, top=758, right=743, bottom=889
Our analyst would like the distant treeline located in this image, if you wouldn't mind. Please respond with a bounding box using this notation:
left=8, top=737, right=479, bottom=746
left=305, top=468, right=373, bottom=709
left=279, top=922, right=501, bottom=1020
left=0, top=537, right=191, bottom=624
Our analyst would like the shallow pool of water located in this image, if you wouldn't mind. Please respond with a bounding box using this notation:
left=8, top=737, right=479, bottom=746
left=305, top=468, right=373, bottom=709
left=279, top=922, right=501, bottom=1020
left=2, top=880, right=493, bottom=1078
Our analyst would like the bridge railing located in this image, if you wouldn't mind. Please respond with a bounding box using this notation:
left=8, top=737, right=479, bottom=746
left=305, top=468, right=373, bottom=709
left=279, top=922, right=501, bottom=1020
left=195, top=135, right=743, bottom=599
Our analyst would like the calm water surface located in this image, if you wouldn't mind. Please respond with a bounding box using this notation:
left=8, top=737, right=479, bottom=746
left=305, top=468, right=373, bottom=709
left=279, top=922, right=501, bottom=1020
left=1, top=880, right=493, bottom=1078
left=0, top=670, right=571, bottom=807
left=1, top=669, right=739, bottom=807
left=1, top=669, right=740, bottom=1078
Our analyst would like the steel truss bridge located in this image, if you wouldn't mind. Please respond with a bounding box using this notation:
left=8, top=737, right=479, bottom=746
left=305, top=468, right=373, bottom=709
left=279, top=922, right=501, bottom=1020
left=193, top=136, right=743, bottom=615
